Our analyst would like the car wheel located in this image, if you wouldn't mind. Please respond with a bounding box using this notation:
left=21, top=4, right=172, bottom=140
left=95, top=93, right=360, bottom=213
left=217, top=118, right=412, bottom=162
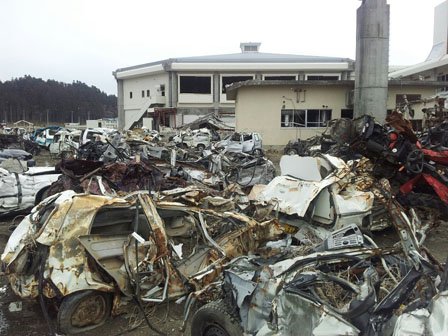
left=286, top=148, right=298, bottom=155
left=57, top=290, right=112, bottom=334
left=35, top=187, right=51, bottom=205
left=191, top=300, right=242, bottom=336
left=252, top=148, right=263, bottom=156
left=197, top=144, right=206, bottom=151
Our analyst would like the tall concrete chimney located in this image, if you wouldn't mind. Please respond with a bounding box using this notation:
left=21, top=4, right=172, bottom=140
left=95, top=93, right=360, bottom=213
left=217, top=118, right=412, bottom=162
left=354, top=0, right=390, bottom=121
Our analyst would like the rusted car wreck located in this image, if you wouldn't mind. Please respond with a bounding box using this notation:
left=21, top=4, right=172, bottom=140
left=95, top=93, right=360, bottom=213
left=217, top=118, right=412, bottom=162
left=1, top=190, right=283, bottom=334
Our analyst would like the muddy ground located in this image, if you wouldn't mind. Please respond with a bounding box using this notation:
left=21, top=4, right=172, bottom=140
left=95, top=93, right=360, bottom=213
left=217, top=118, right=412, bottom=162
left=0, top=149, right=447, bottom=336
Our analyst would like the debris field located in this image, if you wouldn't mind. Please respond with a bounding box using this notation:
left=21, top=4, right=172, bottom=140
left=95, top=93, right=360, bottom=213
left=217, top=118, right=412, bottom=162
left=0, top=110, right=448, bottom=336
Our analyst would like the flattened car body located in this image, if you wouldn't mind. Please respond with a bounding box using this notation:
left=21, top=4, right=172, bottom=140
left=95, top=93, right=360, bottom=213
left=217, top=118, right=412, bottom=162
left=1, top=190, right=283, bottom=302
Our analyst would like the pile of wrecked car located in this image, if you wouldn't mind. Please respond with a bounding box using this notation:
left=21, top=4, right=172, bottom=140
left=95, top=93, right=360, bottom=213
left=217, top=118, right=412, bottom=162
left=0, top=111, right=447, bottom=336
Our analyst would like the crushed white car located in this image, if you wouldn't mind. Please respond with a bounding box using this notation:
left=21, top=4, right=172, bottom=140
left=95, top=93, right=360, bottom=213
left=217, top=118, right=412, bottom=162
left=250, top=154, right=374, bottom=231
left=173, top=128, right=212, bottom=150
left=0, top=165, right=60, bottom=215
left=215, top=132, right=263, bottom=155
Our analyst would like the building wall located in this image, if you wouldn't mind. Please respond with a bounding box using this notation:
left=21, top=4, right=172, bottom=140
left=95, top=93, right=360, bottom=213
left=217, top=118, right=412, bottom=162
left=428, top=1, right=448, bottom=60
left=86, top=119, right=118, bottom=129
left=235, top=85, right=439, bottom=147
left=121, top=73, right=169, bottom=129
left=118, top=68, right=349, bottom=129
left=235, top=85, right=353, bottom=146
left=122, top=73, right=169, bottom=109
left=387, top=86, right=438, bottom=119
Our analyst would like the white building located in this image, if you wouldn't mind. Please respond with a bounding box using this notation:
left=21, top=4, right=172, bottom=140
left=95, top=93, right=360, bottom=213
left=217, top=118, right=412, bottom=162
left=113, top=43, right=355, bottom=130
left=86, top=118, right=118, bottom=129
left=225, top=1, right=448, bottom=147
left=389, top=0, right=448, bottom=101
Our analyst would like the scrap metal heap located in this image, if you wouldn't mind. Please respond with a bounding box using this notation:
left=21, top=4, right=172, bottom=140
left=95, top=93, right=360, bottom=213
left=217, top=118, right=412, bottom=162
left=0, top=112, right=448, bottom=335
left=189, top=179, right=448, bottom=336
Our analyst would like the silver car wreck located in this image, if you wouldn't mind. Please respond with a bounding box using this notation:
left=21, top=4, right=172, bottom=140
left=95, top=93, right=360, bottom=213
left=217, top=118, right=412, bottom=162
left=190, top=180, right=448, bottom=336
left=1, top=190, right=283, bottom=334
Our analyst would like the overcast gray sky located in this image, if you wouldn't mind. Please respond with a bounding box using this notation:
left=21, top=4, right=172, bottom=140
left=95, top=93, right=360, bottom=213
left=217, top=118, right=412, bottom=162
left=0, top=0, right=443, bottom=95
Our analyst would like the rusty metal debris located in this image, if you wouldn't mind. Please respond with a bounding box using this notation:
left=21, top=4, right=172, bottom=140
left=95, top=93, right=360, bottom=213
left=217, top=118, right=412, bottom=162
left=1, top=113, right=448, bottom=335
left=189, top=180, right=447, bottom=336
left=1, top=190, right=283, bottom=334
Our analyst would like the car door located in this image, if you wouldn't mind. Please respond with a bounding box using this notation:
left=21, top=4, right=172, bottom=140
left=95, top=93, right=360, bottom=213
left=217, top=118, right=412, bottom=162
left=78, top=194, right=184, bottom=301
left=253, top=133, right=262, bottom=149
left=242, top=133, right=254, bottom=152
left=78, top=195, right=160, bottom=297
left=226, top=133, right=244, bottom=153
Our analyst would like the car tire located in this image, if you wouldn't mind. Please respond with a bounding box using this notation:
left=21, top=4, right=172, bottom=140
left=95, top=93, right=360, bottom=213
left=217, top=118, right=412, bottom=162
left=252, top=148, right=263, bottom=156
left=197, top=144, right=206, bottom=151
left=57, top=290, right=112, bottom=335
left=285, top=148, right=298, bottom=155
left=191, top=300, right=243, bottom=336
left=35, top=187, right=50, bottom=205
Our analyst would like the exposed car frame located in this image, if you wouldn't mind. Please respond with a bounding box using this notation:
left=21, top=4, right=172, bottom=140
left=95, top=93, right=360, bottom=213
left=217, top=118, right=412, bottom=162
left=1, top=191, right=283, bottom=334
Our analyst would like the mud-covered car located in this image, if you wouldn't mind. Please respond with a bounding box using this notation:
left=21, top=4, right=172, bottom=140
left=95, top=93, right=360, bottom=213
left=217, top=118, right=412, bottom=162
left=1, top=191, right=282, bottom=334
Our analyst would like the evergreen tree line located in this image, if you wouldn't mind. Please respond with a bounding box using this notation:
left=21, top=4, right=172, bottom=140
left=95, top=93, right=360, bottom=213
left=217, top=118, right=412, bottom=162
left=0, top=76, right=117, bottom=125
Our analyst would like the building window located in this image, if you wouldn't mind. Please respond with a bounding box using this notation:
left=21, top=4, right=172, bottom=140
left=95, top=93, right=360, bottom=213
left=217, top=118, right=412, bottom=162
left=146, top=89, right=150, bottom=97
left=281, top=109, right=305, bottom=127
left=281, top=109, right=332, bottom=128
left=306, top=75, right=340, bottom=80
left=264, top=75, right=297, bottom=80
left=160, top=84, right=165, bottom=96
left=437, top=74, right=448, bottom=92
left=221, top=76, right=253, bottom=93
left=179, top=76, right=211, bottom=94
left=341, top=109, right=354, bottom=119
left=129, top=91, right=133, bottom=99
left=142, top=90, right=145, bottom=98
